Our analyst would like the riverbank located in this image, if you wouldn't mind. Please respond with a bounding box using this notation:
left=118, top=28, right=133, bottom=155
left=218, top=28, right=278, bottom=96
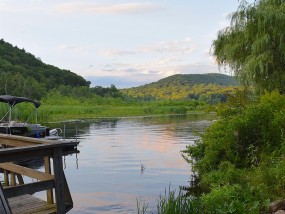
left=39, top=104, right=206, bottom=122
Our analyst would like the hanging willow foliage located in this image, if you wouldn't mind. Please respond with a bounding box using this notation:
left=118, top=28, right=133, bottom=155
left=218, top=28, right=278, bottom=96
left=212, top=0, right=285, bottom=93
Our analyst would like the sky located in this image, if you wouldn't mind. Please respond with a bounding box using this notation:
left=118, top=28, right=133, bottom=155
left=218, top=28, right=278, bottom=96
left=0, top=0, right=242, bottom=88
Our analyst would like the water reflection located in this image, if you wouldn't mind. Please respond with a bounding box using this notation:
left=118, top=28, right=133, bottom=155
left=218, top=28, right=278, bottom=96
left=44, top=113, right=215, bottom=213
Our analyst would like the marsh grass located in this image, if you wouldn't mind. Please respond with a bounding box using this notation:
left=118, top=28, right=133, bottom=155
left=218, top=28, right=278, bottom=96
left=137, top=197, right=149, bottom=214
left=36, top=94, right=207, bottom=121
left=137, top=187, right=202, bottom=214
left=39, top=105, right=193, bottom=121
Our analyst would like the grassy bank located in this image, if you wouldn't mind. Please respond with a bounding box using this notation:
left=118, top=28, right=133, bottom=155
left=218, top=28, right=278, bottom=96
left=37, top=94, right=206, bottom=122
left=39, top=105, right=202, bottom=121
left=0, top=93, right=207, bottom=122
left=137, top=188, right=203, bottom=214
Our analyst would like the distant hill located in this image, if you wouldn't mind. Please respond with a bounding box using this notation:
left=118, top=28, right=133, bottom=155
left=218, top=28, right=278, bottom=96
left=0, top=39, right=89, bottom=99
left=155, top=73, right=238, bottom=86
left=121, top=73, right=240, bottom=103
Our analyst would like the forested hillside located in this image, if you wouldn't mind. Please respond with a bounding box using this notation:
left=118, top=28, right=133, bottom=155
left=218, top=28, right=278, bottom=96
left=121, top=73, right=240, bottom=103
left=152, top=73, right=238, bottom=86
left=0, top=39, right=90, bottom=99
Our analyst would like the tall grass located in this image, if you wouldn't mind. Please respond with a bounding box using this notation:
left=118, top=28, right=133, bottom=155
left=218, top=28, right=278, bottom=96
left=39, top=105, right=191, bottom=121
left=35, top=93, right=208, bottom=121
left=137, top=188, right=202, bottom=214
left=137, top=197, right=149, bottom=214
left=157, top=188, right=202, bottom=214
left=0, top=93, right=207, bottom=122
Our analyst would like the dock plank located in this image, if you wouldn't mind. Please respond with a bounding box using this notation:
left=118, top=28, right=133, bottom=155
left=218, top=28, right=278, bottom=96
left=0, top=135, right=78, bottom=213
left=8, top=194, right=56, bottom=214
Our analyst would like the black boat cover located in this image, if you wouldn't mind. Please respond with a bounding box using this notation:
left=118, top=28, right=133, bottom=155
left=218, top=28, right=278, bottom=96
left=0, top=95, right=41, bottom=108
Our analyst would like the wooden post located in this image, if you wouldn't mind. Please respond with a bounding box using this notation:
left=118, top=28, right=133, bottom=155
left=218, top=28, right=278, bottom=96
left=44, top=156, right=54, bottom=204
left=3, top=171, right=9, bottom=186
left=0, top=182, right=12, bottom=214
left=10, top=173, right=16, bottom=186
left=16, top=174, right=24, bottom=185
left=53, top=148, right=65, bottom=213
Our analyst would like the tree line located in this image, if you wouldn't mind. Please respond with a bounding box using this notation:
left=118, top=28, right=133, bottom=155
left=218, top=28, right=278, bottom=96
left=122, top=73, right=240, bottom=104
left=0, top=39, right=126, bottom=101
left=0, top=39, right=89, bottom=99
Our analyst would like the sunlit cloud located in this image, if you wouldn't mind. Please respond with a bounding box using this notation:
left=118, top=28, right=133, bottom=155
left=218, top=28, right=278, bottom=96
left=57, top=44, right=93, bottom=53
left=82, top=55, right=219, bottom=88
left=55, top=2, right=164, bottom=15
left=0, top=0, right=7, bottom=7
left=0, top=0, right=46, bottom=12
left=102, top=37, right=195, bottom=57
left=141, top=37, right=194, bottom=54
left=103, top=50, right=138, bottom=57
left=84, top=58, right=220, bottom=88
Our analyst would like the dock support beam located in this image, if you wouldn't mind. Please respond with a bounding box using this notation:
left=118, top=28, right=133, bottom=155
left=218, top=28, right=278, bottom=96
left=44, top=156, right=54, bottom=204
left=53, top=148, right=65, bottom=213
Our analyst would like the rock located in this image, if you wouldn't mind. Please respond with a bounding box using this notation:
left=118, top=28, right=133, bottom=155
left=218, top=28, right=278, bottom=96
left=270, top=200, right=285, bottom=212
left=273, top=210, right=285, bottom=214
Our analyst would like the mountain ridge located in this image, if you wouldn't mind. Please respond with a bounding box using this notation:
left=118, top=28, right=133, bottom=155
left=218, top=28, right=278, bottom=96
left=138, top=73, right=238, bottom=88
left=121, top=73, right=239, bottom=102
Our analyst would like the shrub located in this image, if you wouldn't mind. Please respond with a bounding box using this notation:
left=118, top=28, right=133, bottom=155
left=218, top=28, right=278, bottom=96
left=183, top=90, right=285, bottom=211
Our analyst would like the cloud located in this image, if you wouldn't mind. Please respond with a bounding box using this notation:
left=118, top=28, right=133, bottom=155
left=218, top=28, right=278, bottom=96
left=57, top=44, right=92, bottom=53
left=0, top=0, right=7, bottom=8
left=141, top=37, right=194, bottom=54
left=55, top=2, right=164, bottom=15
left=86, top=75, right=149, bottom=88
left=83, top=56, right=221, bottom=88
left=102, top=37, right=195, bottom=57
left=103, top=50, right=138, bottom=57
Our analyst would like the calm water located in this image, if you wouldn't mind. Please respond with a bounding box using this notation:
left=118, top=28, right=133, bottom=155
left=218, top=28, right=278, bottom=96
left=47, top=114, right=215, bottom=213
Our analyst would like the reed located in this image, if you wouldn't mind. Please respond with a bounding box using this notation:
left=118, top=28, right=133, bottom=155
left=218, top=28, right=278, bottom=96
left=137, top=187, right=202, bottom=214
left=0, top=94, right=206, bottom=122
left=38, top=104, right=201, bottom=122
left=137, top=197, right=149, bottom=214
left=157, top=188, right=202, bottom=214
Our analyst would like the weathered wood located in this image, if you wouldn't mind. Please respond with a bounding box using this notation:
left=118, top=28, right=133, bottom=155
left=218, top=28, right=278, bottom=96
left=16, top=173, right=24, bottom=185
left=4, top=180, right=54, bottom=198
left=10, top=172, right=16, bottom=186
left=63, top=172, right=73, bottom=212
left=0, top=163, right=54, bottom=181
left=53, top=147, right=66, bottom=213
left=0, top=141, right=78, bottom=163
left=0, top=182, right=12, bottom=214
left=0, top=134, right=78, bottom=213
left=44, top=156, right=54, bottom=204
left=3, top=170, right=9, bottom=186
left=8, top=194, right=56, bottom=214
left=0, top=133, right=52, bottom=146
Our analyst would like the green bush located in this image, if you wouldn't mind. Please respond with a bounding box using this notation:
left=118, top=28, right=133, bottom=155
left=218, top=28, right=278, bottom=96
left=183, top=90, right=285, bottom=212
left=201, top=184, right=269, bottom=214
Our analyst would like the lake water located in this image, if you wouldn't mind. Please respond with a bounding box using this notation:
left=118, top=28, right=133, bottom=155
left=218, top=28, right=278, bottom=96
left=47, top=113, right=215, bottom=213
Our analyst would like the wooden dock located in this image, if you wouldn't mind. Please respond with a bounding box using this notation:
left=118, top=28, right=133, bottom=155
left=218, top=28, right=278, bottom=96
left=0, top=134, right=79, bottom=214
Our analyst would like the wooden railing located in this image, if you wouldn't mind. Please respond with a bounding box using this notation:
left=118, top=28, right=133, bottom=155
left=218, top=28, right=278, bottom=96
left=0, top=134, right=79, bottom=214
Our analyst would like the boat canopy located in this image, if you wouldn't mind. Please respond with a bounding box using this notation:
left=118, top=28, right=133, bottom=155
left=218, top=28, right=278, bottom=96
left=0, top=95, right=41, bottom=108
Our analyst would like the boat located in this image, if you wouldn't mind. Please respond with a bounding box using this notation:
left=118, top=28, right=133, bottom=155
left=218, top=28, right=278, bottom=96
left=0, top=95, right=60, bottom=139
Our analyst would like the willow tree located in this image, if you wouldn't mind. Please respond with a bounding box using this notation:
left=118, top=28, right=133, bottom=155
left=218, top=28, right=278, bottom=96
left=212, top=0, right=285, bottom=93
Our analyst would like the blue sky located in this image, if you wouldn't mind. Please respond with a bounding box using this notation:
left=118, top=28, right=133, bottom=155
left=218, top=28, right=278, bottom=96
left=1, top=0, right=243, bottom=88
